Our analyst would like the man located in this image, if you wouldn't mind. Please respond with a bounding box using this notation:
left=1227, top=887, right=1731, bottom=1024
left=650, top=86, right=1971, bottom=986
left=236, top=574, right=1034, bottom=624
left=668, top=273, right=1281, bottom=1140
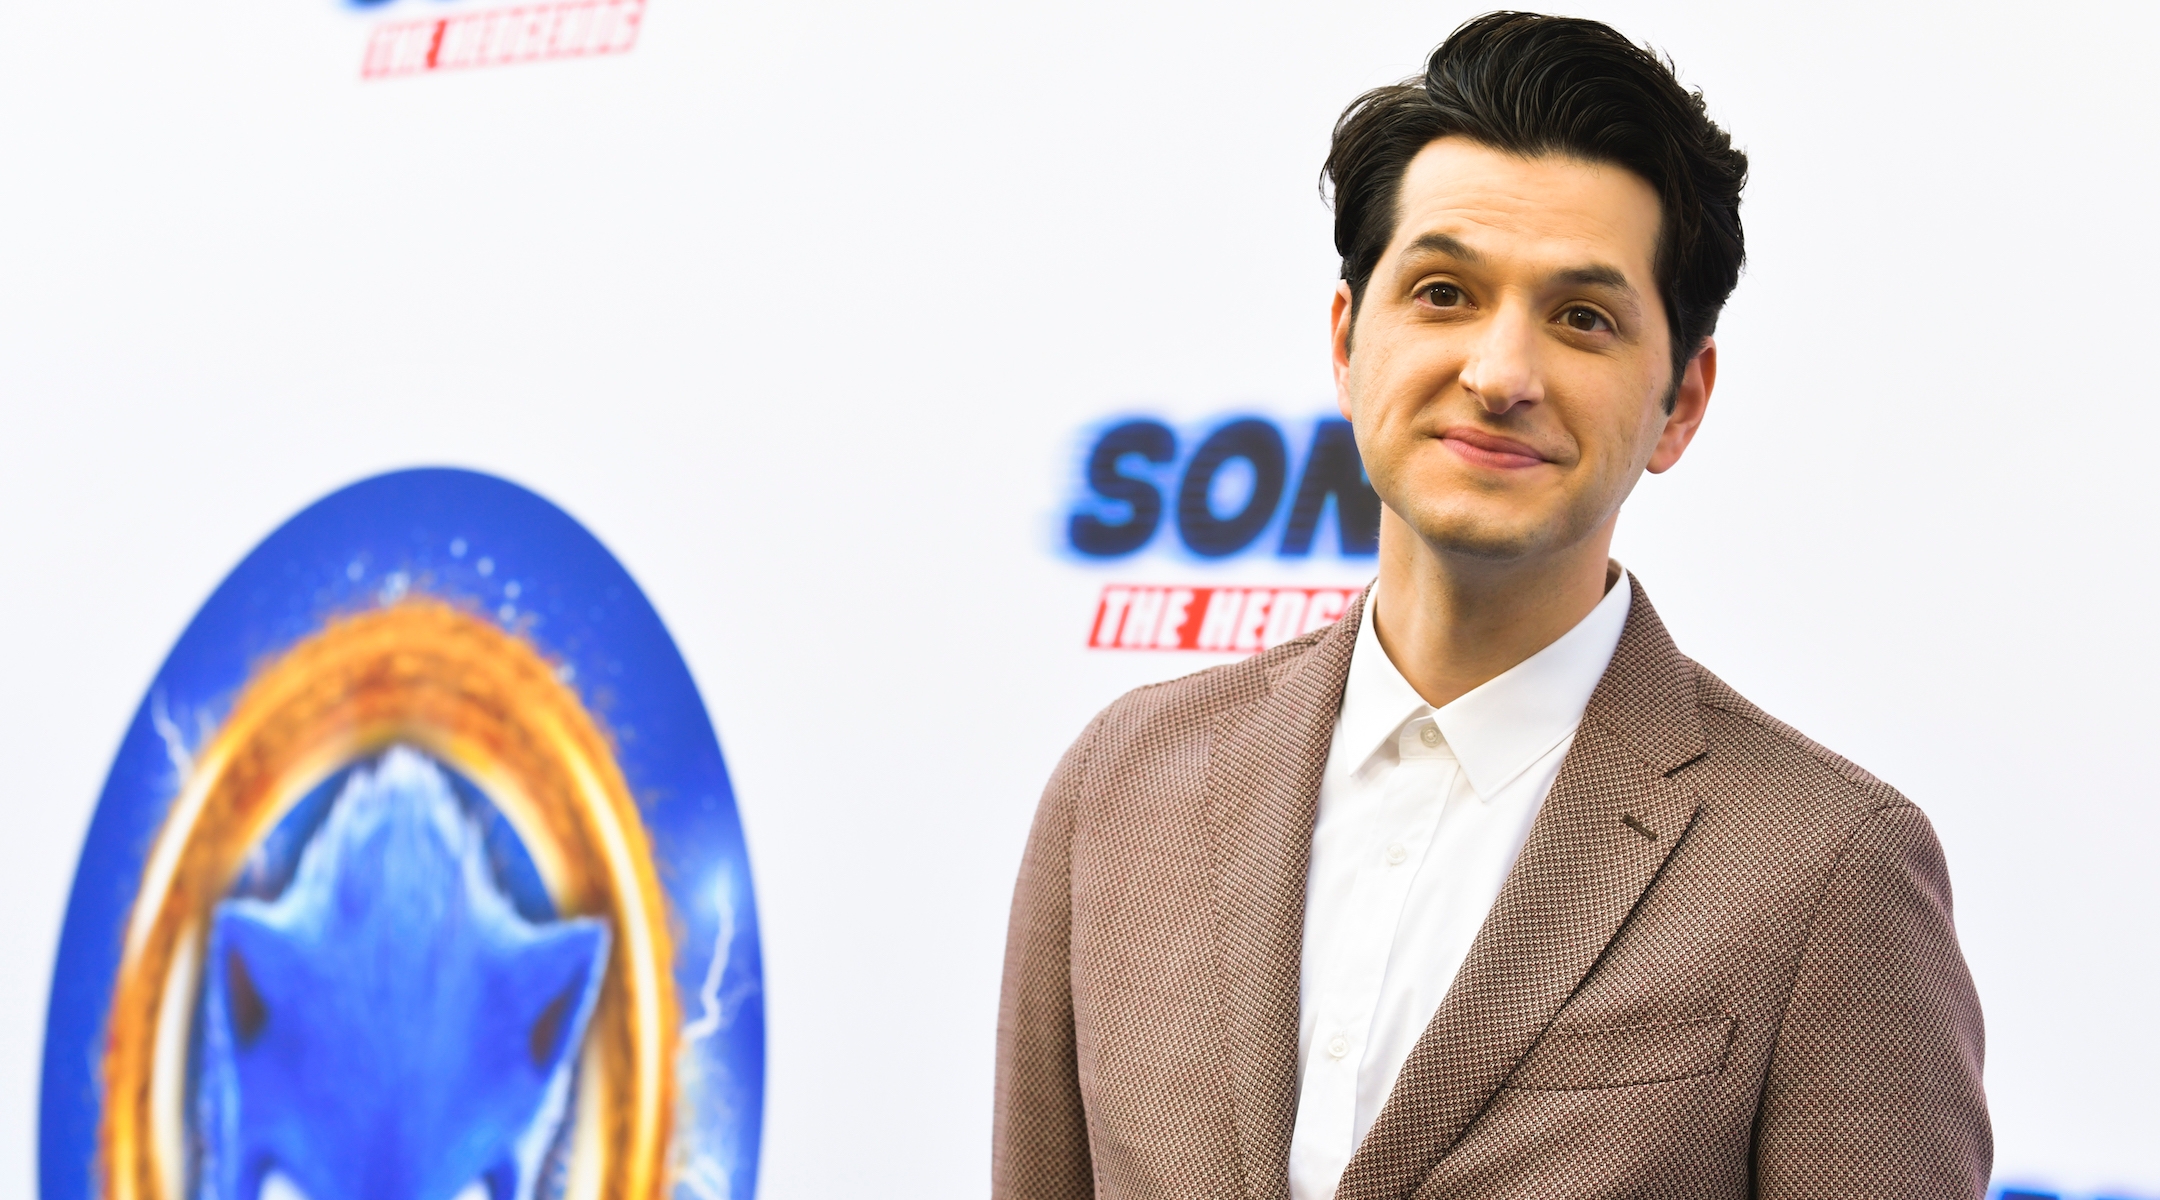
left=995, top=12, right=1989, bottom=1200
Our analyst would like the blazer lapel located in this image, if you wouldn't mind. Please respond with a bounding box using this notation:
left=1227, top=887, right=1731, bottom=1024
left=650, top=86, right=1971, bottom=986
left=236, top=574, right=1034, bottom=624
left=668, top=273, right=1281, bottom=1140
left=1202, top=591, right=1365, bottom=1200
left=1333, top=583, right=1708, bottom=1200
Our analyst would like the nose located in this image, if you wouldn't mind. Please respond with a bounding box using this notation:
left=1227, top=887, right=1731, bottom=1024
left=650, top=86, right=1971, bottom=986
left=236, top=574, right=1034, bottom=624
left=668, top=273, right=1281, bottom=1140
left=1459, top=303, right=1544, bottom=414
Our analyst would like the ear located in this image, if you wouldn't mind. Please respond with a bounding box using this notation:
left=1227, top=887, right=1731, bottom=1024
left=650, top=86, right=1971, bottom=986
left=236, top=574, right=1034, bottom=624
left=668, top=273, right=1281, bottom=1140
left=1647, top=338, right=1716, bottom=475
left=1331, top=281, right=1357, bottom=423
left=208, top=905, right=293, bottom=1052
left=484, top=1160, right=519, bottom=1200
left=517, top=918, right=610, bottom=1075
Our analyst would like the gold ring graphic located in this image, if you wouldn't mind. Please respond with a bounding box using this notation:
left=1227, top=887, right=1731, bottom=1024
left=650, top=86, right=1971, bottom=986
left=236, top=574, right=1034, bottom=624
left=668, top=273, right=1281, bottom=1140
left=100, top=599, right=678, bottom=1200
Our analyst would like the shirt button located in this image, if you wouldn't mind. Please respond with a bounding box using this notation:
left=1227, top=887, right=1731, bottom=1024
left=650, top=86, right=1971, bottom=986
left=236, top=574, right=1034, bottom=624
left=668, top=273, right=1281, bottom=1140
left=1327, top=1035, right=1348, bottom=1059
left=1418, top=724, right=1441, bottom=747
left=1385, top=842, right=1408, bottom=865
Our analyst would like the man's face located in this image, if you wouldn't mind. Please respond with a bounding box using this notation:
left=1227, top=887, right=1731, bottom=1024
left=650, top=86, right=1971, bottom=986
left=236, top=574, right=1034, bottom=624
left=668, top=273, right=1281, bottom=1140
left=1333, top=137, right=1712, bottom=565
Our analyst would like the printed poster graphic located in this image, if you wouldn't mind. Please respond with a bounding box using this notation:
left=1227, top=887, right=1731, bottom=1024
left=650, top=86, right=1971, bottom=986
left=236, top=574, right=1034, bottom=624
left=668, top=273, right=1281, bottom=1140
left=39, top=469, right=764, bottom=1200
left=1064, top=411, right=1380, bottom=653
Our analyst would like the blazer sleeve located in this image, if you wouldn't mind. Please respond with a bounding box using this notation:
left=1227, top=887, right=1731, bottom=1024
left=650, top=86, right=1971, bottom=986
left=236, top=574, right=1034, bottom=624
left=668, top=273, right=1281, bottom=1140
left=991, top=722, right=1097, bottom=1200
left=1755, top=802, right=1992, bottom=1199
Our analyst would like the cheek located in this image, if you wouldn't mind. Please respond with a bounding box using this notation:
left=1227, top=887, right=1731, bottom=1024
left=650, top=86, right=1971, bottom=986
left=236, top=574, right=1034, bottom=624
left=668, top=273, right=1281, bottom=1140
left=1554, top=366, right=1667, bottom=466
left=1353, top=334, right=1458, bottom=423
left=1576, top=414, right=1654, bottom=481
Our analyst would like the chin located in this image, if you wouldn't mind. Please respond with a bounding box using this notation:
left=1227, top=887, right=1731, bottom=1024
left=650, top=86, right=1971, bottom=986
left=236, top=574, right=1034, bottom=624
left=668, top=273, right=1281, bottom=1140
left=1399, top=503, right=1561, bottom=562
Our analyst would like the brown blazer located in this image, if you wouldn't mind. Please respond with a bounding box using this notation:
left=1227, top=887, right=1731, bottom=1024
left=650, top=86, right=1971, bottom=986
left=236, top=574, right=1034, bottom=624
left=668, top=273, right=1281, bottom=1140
left=994, top=581, right=1989, bottom=1200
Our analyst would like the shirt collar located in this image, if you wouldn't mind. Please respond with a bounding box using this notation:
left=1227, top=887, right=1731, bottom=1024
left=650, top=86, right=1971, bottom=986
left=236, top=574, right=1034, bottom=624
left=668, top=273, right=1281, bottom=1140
left=1334, top=565, right=1635, bottom=799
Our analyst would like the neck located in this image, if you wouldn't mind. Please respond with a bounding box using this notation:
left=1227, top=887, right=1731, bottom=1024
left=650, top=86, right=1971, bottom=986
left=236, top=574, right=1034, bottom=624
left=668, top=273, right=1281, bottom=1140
left=1369, top=508, right=1617, bottom=709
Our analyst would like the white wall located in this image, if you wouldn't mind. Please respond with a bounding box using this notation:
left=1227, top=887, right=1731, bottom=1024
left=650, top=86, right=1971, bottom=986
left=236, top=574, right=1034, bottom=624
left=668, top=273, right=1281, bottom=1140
left=2, top=0, right=2155, bottom=1195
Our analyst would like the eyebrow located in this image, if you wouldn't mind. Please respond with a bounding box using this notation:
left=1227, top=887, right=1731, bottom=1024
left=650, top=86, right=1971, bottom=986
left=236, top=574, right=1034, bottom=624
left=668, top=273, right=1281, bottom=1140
left=1405, top=232, right=1483, bottom=263
left=1553, top=264, right=1635, bottom=294
left=1401, top=233, right=1641, bottom=298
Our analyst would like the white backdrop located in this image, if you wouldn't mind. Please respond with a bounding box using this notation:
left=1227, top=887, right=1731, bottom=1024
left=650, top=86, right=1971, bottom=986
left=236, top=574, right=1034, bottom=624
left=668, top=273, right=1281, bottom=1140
left=3, top=1, right=2156, bottom=1196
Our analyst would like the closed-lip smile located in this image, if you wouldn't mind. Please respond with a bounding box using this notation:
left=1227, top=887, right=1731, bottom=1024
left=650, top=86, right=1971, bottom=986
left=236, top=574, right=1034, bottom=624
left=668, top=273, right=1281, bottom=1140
left=1438, top=427, right=1550, bottom=469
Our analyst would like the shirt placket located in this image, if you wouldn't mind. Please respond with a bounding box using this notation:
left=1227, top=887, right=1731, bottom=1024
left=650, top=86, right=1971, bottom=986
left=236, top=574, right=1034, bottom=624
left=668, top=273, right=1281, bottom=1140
left=1302, top=716, right=1458, bottom=1150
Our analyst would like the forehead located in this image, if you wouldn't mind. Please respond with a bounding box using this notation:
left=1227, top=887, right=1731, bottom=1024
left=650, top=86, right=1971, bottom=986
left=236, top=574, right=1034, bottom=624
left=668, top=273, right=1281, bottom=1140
left=1388, top=137, right=1662, bottom=278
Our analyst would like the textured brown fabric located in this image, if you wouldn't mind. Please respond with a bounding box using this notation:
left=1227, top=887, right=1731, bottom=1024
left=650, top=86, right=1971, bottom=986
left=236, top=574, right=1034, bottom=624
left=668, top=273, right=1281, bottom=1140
left=992, top=580, right=1990, bottom=1200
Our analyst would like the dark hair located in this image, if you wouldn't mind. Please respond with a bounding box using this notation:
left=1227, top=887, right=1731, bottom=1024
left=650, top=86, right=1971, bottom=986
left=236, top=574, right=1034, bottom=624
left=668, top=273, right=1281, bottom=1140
left=1324, top=12, right=1748, bottom=395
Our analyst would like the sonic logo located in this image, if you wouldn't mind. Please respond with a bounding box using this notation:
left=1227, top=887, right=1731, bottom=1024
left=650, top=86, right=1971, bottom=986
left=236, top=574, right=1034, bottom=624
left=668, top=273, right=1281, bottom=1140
left=360, top=0, right=644, bottom=80
left=1066, top=416, right=1375, bottom=649
left=199, top=749, right=609, bottom=1200
left=1066, top=416, right=1379, bottom=561
left=1088, top=584, right=1357, bottom=653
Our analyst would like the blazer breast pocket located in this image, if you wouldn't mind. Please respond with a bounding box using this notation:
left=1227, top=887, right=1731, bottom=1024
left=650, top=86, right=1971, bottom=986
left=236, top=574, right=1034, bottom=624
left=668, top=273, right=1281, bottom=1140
left=1505, top=1016, right=1735, bottom=1091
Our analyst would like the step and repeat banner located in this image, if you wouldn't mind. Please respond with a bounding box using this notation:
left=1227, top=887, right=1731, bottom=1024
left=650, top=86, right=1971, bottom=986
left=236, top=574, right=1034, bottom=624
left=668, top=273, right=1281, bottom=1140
left=2, top=1, right=2154, bottom=1199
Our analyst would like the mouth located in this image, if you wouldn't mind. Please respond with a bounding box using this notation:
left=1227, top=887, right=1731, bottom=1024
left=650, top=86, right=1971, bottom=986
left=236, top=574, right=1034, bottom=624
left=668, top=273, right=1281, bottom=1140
left=1437, top=427, right=1551, bottom=470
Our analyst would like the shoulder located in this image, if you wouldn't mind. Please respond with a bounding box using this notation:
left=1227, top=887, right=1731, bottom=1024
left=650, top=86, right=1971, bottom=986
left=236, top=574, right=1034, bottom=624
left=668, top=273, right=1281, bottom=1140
left=1681, top=659, right=1917, bottom=834
left=1632, top=657, right=1965, bottom=961
left=1066, top=626, right=1334, bottom=778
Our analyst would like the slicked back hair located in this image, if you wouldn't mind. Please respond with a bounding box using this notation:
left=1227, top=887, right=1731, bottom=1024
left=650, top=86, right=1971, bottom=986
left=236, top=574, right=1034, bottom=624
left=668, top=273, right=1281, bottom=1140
left=1325, top=12, right=1748, bottom=402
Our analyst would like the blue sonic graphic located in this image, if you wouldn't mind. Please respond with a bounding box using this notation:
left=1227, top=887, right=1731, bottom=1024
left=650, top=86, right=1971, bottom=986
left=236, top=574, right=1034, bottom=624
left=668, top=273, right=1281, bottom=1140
left=42, top=470, right=765, bottom=1200
left=196, top=748, right=610, bottom=1200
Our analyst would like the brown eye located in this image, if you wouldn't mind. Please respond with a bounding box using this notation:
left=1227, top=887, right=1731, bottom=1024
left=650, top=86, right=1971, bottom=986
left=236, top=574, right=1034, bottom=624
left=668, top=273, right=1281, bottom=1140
left=1425, top=284, right=1463, bottom=307
left=1563, top=306, right=1608, bottom=332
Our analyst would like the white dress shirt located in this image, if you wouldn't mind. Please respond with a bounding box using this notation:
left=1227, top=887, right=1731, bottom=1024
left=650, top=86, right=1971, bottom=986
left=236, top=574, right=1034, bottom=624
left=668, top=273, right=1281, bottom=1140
left=1286, top=568, right=1635, bottom=1200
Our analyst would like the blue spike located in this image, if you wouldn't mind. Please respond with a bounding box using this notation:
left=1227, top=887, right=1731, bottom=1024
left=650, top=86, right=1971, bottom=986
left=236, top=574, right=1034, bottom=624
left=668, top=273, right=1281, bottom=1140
left=197, top=748, right=610, bottom=1200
